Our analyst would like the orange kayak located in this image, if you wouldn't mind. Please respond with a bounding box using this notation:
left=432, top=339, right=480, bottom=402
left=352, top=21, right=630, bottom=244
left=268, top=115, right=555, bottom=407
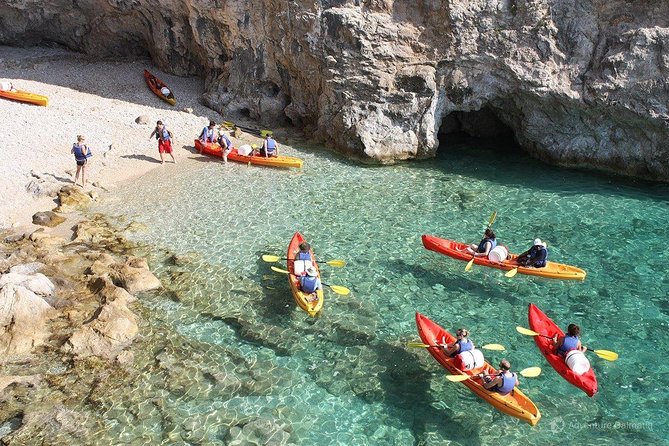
left=287, top=232, right=324, bottom=316
left=144, top=69, right=176, bottom=106
left=194, top=140, right=303, bottom=169
left=422, top=235, right=586, bottom=280
left=416, top=312, right=541, bottom=426
left=0, top=89, right=48, bottom=106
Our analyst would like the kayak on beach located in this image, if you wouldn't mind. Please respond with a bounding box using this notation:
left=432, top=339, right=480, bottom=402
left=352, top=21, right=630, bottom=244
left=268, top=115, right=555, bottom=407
left=421, top=234, right=586, bottom=280
left=0, top=87, right=48, bottom=106
left=287, top=232, right=324, bottom=317
left=195, top=140, right=303, bottom=169
left=144, top=69, right=176, bottom=106
left=415, top=312, right=541, bottom=426
left=528, top=304, right=598, bottom=397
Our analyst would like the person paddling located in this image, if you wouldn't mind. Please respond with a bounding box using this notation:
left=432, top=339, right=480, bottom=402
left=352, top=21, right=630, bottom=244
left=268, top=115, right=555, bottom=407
left=300, top=266, right=321, bottom=302
left=465, top=228, right=497, bottom=258
left=71, top=134, right=91, bottom=187
left=199, top=120, right=217, bottom=143
left=553, top=324, right=587, bottom=356
left=517, top=238, right=548, bottom=268
left=480, top=359, right=518, bottom=395
left=442, top=328, right=475, bottom=357
left=261, top=134, right=279, bottom=158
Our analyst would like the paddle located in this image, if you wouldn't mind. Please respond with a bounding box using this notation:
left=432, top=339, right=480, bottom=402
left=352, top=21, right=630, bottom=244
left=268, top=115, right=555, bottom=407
left=270, top=266, right=350, bottom=296
left=465, top=211, right=497, bottom=272
left=407, top=342, right=506, bottom=351
left=261, top=254, right=346, bottom=267
left=446, top=366, right=542, bottom=382
left=515, top=326, right=619, bottom=361
left=222, top=120, right=273, bottom=137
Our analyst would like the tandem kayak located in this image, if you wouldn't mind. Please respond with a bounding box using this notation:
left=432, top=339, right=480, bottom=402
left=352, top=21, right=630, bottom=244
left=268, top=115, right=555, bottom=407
left=287, top=232, right=324, bottom=317
left=416, top=312, right=541, bottom=426
left=421, top=235, right=586, bottom=281
left=0, top=89, right=48, bottom=106
left=144, top=69, right=176, bottom=106
left=194, top=140, right=303, bottom=169
left=528, top=304, right=597, bottom=397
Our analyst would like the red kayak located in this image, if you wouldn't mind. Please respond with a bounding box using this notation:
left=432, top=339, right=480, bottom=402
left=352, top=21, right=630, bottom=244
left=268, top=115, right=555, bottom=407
left=528, top=304, right=597, bottom=397
left=416, top=312, right=541, bottom=426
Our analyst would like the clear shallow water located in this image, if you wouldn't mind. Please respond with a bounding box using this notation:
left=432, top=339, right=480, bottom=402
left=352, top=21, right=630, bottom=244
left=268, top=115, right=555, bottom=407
left=96, top=139, right=669, bottom=445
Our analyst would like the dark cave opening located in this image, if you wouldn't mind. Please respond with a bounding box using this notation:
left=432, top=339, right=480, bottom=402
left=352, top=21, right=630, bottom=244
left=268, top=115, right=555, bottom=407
left=437, top=106, right=521, bottom=154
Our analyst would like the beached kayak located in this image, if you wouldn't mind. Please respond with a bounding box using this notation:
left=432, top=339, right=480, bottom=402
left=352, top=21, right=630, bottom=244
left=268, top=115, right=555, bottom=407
left=287, top=232, right=324, bottom=317
left=144, top=69, right=176, bottom=106
left=421, top=235, right=586, bottom=281
left=415, top=312, right=541, bottom=426
left=528, top=304, right=597, bottom=397
left=0, top=89, right=48, bottom=106
left=416, top=312, right=541, bottom=425
left=194, top=140, right=303, bottom=169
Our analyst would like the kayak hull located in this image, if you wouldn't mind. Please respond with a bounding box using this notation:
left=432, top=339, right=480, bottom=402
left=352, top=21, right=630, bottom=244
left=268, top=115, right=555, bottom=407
left=287, top=232, right=323, bottom=317
left=195, top=140, right=303, bottom=169
left=421, top=235, right=586, bottom=281
left=0, top=89, right=48, bottom=106
left=416, top=312, right=541, bottom=426
left=144, top=69, right=176, bottom=106
left=528, top=303, right=597, bottom=397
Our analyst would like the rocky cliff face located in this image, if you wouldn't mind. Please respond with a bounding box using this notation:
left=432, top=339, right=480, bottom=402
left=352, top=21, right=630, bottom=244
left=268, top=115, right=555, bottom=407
left=2, top=0, right=668, bottom=179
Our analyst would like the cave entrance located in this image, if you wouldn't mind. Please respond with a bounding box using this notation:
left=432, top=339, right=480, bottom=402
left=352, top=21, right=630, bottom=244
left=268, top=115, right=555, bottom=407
left=437, top=106, right=521, bottom=155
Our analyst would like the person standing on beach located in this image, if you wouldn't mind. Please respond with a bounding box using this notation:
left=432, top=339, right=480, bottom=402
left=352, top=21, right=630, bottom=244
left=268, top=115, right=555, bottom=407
left=71, top=134, right=91, bottom=187
left=148, top=120, right=176, bottom=164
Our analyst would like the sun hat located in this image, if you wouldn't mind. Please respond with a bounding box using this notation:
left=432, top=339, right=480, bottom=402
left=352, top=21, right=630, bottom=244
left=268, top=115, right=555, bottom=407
left=306, top=266, right=318, bottom=277
left=533, top=238, right=542, bottom=246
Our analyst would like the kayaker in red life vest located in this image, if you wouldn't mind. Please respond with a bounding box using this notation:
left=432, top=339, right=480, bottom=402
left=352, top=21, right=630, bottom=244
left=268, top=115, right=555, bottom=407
left=480, top=359, right=519, bottom=395
left=517, top=238, right=548, bottom=267
left=553, top=324, right=588, bottom=356
left=464, top=228, right=497, bottom=258
left=442, top=328, right=475, bottom=357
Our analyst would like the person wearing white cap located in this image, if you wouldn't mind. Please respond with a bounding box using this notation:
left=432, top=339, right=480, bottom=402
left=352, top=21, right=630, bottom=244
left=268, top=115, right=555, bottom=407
left=516, top=238, right=548, bottom=267
left=300, top=266, right=321, bottom=300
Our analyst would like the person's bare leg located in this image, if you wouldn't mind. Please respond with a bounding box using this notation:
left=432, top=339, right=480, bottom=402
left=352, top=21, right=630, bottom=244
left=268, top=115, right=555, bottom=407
left=160, top=152, right=165, bottom=164
left=74, top=165, right=82, bottom=186
left=170, top=152, right=176, bottom=163
left=81, top=165, right=86, bottom=187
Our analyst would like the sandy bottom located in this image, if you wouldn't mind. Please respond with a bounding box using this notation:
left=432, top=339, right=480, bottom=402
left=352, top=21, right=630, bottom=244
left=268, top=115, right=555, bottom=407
left=0, top=45, right=253, bottom=230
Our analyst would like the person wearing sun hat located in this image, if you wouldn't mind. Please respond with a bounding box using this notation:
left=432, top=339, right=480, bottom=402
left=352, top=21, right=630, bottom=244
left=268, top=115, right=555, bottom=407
left=516, top=238, right=548, bottom=268
left=300, top=266, right=321, bottom=297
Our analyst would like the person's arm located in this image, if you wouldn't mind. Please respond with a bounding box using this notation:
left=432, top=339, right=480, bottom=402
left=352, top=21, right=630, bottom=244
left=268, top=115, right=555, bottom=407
left=577, top=340, right=587, bottom=352
left=263, top=141, right=268, bottom=157
left=149, top=129, right=156, bottom=140
left=482, top=376, right=501, bottom=390
left=552, top=335, right=563, bottom=349
left=275, top=143, right=279, bottom=156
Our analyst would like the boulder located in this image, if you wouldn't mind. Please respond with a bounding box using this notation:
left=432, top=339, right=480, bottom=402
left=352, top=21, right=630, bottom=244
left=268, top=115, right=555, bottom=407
left=111, top=257, right=161, bottom=294
left=9, top=262, right=45, bottom=275
left=135, top=115, right=149, bottom=124
left=0, top=272, right=55, bottom=296
left=54, top=185, right=91, bottom=213
left=0, top=284, right=55, bottom=355
left=32, top=211, right=65, bottom=227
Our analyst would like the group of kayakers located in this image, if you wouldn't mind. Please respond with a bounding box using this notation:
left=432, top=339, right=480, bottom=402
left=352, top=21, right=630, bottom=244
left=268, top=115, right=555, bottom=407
left=466, top=228, right=548, bottom=268
left=443, top=323, right=586, bottom=396
left=294, top=241, right=322, bottom=301
left=198, top=120, right=280, bottom=159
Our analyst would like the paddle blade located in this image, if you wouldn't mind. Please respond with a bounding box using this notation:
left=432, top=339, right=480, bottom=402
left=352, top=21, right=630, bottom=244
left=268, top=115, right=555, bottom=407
left=519, top=367, right=542, bottom=378
left=260, top=130, right=273, bottom=137
left=262, top=255, right=281, bottom=263
left=594, top=349, right=619, bottom=361
left=505, top=268, right=518, bottom=278
left=446, top=374, right=470, bottom=382
left=488, top=211, right=497, bottom=227
left=516, top=326, right=540, bottom=337
left=328, top=284, right=350, bottom=296
left=407, top=342, right=431, bottom=348
left=465, top=258, right=474, bottom=272
left=325, top=259, right=346, bottom=267
left=481, top=344, right=506, bottom=351
left=270, top=266, right=289, bottom=274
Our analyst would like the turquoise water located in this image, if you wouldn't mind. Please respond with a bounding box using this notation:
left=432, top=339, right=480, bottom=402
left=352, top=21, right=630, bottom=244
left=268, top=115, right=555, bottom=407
left=96, top=138, right=669, bottom=445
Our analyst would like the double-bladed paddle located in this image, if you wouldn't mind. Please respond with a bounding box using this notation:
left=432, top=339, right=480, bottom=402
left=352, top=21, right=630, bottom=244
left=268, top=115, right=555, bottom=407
left=446, top=366, right=542, bottom=382
left=515, top=326, right=619, bottom=361
left=270, top=266, right=350, bottom=296
left=406, top=341, right=506, bottom=351
left=465, top=211, right=497, bottom=272
left=262, top=254, right=345, bottom=267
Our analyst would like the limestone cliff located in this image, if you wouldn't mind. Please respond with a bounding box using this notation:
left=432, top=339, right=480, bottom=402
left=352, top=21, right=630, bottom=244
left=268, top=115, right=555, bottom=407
left=1, top=0, right=668, bottom=180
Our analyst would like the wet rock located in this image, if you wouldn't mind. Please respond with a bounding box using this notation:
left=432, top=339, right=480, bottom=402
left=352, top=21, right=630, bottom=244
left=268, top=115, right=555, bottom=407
left=89, top=275, right=136, bottom=305
left=28, top=231, right=67, bottom=248
left=0, top=284, right=55, bottom=355
left=0, top=375, right=42, bottom=393
left=3, top=233, right=25, bottom=243
left=115, top=350, right=134, bottom=365
left=32, top=211, right=65, bottom=227
left=54, top=185, right=91, bottom=213
left=63, top=299, right=138, bottom=359
left=135, top=115, right=149, bottom=124
left=88, top=190, right=99, bottom=201
left=111, top=257, right=161, bottom=294
left=224, top=417, right=293, bottom=446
